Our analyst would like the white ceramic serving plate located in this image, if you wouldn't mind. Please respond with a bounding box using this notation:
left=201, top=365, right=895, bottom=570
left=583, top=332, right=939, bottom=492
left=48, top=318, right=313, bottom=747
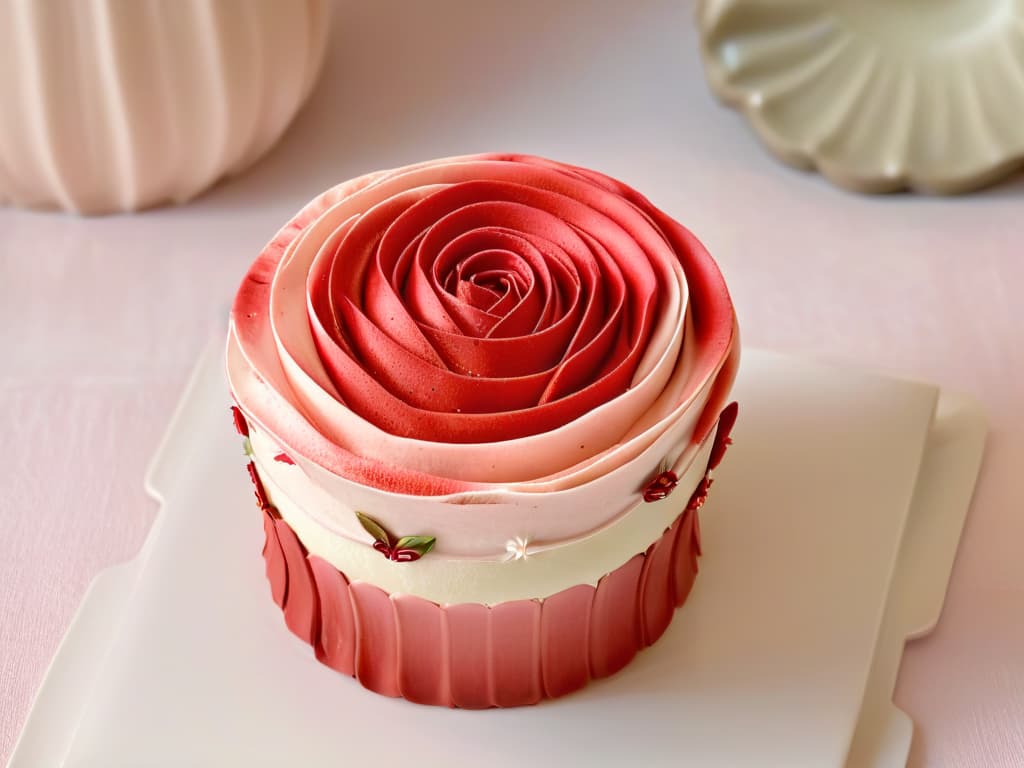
left=7, top=342, right=986, bottom=767
left=697, top=0, right=1024, bottom=194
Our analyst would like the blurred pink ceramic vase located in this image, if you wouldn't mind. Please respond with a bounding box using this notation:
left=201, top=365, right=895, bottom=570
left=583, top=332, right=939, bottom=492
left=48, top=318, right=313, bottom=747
left=0, top=0, right=329, bottom=214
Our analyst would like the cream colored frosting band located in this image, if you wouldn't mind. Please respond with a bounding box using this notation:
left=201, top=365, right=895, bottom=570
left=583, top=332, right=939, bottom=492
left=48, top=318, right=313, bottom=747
left=250, top=430, right=713, bottom=606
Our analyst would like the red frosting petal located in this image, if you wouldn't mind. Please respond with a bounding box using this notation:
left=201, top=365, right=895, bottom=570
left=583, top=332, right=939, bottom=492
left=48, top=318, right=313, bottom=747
left=709, top=401, right=739, bottom=470
left=301, top=178, right=663, bottom=443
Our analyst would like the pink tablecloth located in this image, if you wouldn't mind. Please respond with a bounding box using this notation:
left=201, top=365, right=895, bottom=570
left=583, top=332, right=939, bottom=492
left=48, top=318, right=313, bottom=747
left=2, top=1, right=1022, bottom=765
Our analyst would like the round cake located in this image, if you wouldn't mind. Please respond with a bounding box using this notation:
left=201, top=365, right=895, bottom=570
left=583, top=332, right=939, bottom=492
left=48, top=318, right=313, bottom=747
left=226, top=153, right=740, bottom=707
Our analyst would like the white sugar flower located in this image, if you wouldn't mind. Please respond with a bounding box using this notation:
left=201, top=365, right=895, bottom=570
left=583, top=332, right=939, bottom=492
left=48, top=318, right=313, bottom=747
left=505, top=536, right=531, bottom=561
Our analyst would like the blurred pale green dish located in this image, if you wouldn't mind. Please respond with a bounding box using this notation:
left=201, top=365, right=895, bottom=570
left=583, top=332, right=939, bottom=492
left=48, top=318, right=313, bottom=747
left=698, top=0, right=1024, bottom=194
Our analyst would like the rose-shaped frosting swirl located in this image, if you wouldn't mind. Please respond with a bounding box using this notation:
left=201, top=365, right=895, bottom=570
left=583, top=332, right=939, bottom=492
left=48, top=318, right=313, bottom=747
left=228, top=154, right=738, bottom=557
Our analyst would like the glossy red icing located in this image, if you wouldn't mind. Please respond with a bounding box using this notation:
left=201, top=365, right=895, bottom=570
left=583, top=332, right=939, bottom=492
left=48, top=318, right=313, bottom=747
left=687, top=476, right=713, bottom=514
left=693, top=501, right=704, bottom=559
left=371, top=539, right=428, bottom=563
left=643, top=470, right=679, bottom=502
left=230, top=405, right=249, bottom=437
left=258, top=502, right=704, bottom=707
left=308, top=557, right=356, bottom=676
left=246, top=461, right=276, bottom=517
left=709, top=401, right=739, bottom=471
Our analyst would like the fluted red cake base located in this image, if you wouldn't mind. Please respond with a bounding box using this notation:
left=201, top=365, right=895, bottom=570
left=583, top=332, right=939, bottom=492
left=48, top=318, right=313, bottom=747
left=259, top=504, right=703, bottom=708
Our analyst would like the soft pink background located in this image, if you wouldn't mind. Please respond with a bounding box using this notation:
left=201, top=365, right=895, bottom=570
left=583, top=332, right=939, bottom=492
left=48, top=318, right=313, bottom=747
left=1, top=1, right=1022, bottom=765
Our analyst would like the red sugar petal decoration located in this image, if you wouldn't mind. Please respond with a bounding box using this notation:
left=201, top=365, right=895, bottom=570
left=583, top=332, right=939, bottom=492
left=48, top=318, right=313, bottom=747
left=540, top=585, right=594, bottom=699
left=693, top=506, right=703, bottom=559
left=258, top=503, right=704, bottom=707
left=360, top=512, right=434, bottom=562
left=274, top=452, right=295, bottom=465
left=642, top=470, right=678, bottom=503
left=708, top=401, right=739, bottom=470
left=261, top=506, right=288, bottom=608
left=246, top=461, right=279, bottom=518
left=589, top=554, right=644, bottom=678
left=393, top=596, right=446, bottom=704
left=307, top=557, right=356, bottom=675
left=392, top=549, right=423, bottom=562
left=276, top=519, right=319, bottom=644
left=675, top=508, right=700, bottom=599
left=491, top=601, right=544, bottom=707
left=349, top=583, right=402, bottom=697
left=638, top=523, right=678, bottom=646
left=231, top=405, right=249, bottom=437
left=685, top=476, right=713, bottom=514
left=309, top=557, right=356, bottom=677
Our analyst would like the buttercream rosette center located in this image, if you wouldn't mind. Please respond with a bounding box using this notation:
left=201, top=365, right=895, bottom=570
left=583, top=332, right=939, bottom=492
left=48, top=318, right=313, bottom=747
left=228, top=153, right=738, bottom=558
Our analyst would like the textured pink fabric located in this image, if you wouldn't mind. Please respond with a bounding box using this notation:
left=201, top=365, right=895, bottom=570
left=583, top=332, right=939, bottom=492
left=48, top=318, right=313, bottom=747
left=259, top=504, right=703, bottom=707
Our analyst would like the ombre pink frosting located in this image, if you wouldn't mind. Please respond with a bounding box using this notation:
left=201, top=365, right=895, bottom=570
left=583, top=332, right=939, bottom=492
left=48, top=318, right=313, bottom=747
left=227, top=154, right=738, bottom=557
